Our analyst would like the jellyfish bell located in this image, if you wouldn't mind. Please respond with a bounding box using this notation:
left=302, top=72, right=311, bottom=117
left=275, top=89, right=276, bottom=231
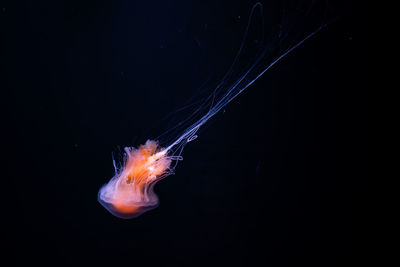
left=97, top=177, right=159, bottom=219
left=97, top=187, right=158, bottom=219
left=98, top=140, right=172, bottom=219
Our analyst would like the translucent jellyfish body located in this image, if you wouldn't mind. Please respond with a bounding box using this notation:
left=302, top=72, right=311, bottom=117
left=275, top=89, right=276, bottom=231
left=98, top=140, right=172, bottom=219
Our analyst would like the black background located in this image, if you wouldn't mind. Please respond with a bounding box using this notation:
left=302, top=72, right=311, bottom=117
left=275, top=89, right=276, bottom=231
left=1, top=0, right=365, bottom=266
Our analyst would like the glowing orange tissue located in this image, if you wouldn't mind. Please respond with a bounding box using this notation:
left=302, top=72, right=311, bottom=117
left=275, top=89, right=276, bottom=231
left=98, top=140, right=172, bottom=219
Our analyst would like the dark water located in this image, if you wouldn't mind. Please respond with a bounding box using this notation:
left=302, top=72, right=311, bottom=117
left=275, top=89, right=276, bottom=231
left=2, top=0, right=364, bottom=266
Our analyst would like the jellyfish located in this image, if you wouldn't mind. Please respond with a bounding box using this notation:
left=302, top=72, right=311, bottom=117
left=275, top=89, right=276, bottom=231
left=98, top=1, right=329, bottom=219
left=98, top=140, right=176, bottom=219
